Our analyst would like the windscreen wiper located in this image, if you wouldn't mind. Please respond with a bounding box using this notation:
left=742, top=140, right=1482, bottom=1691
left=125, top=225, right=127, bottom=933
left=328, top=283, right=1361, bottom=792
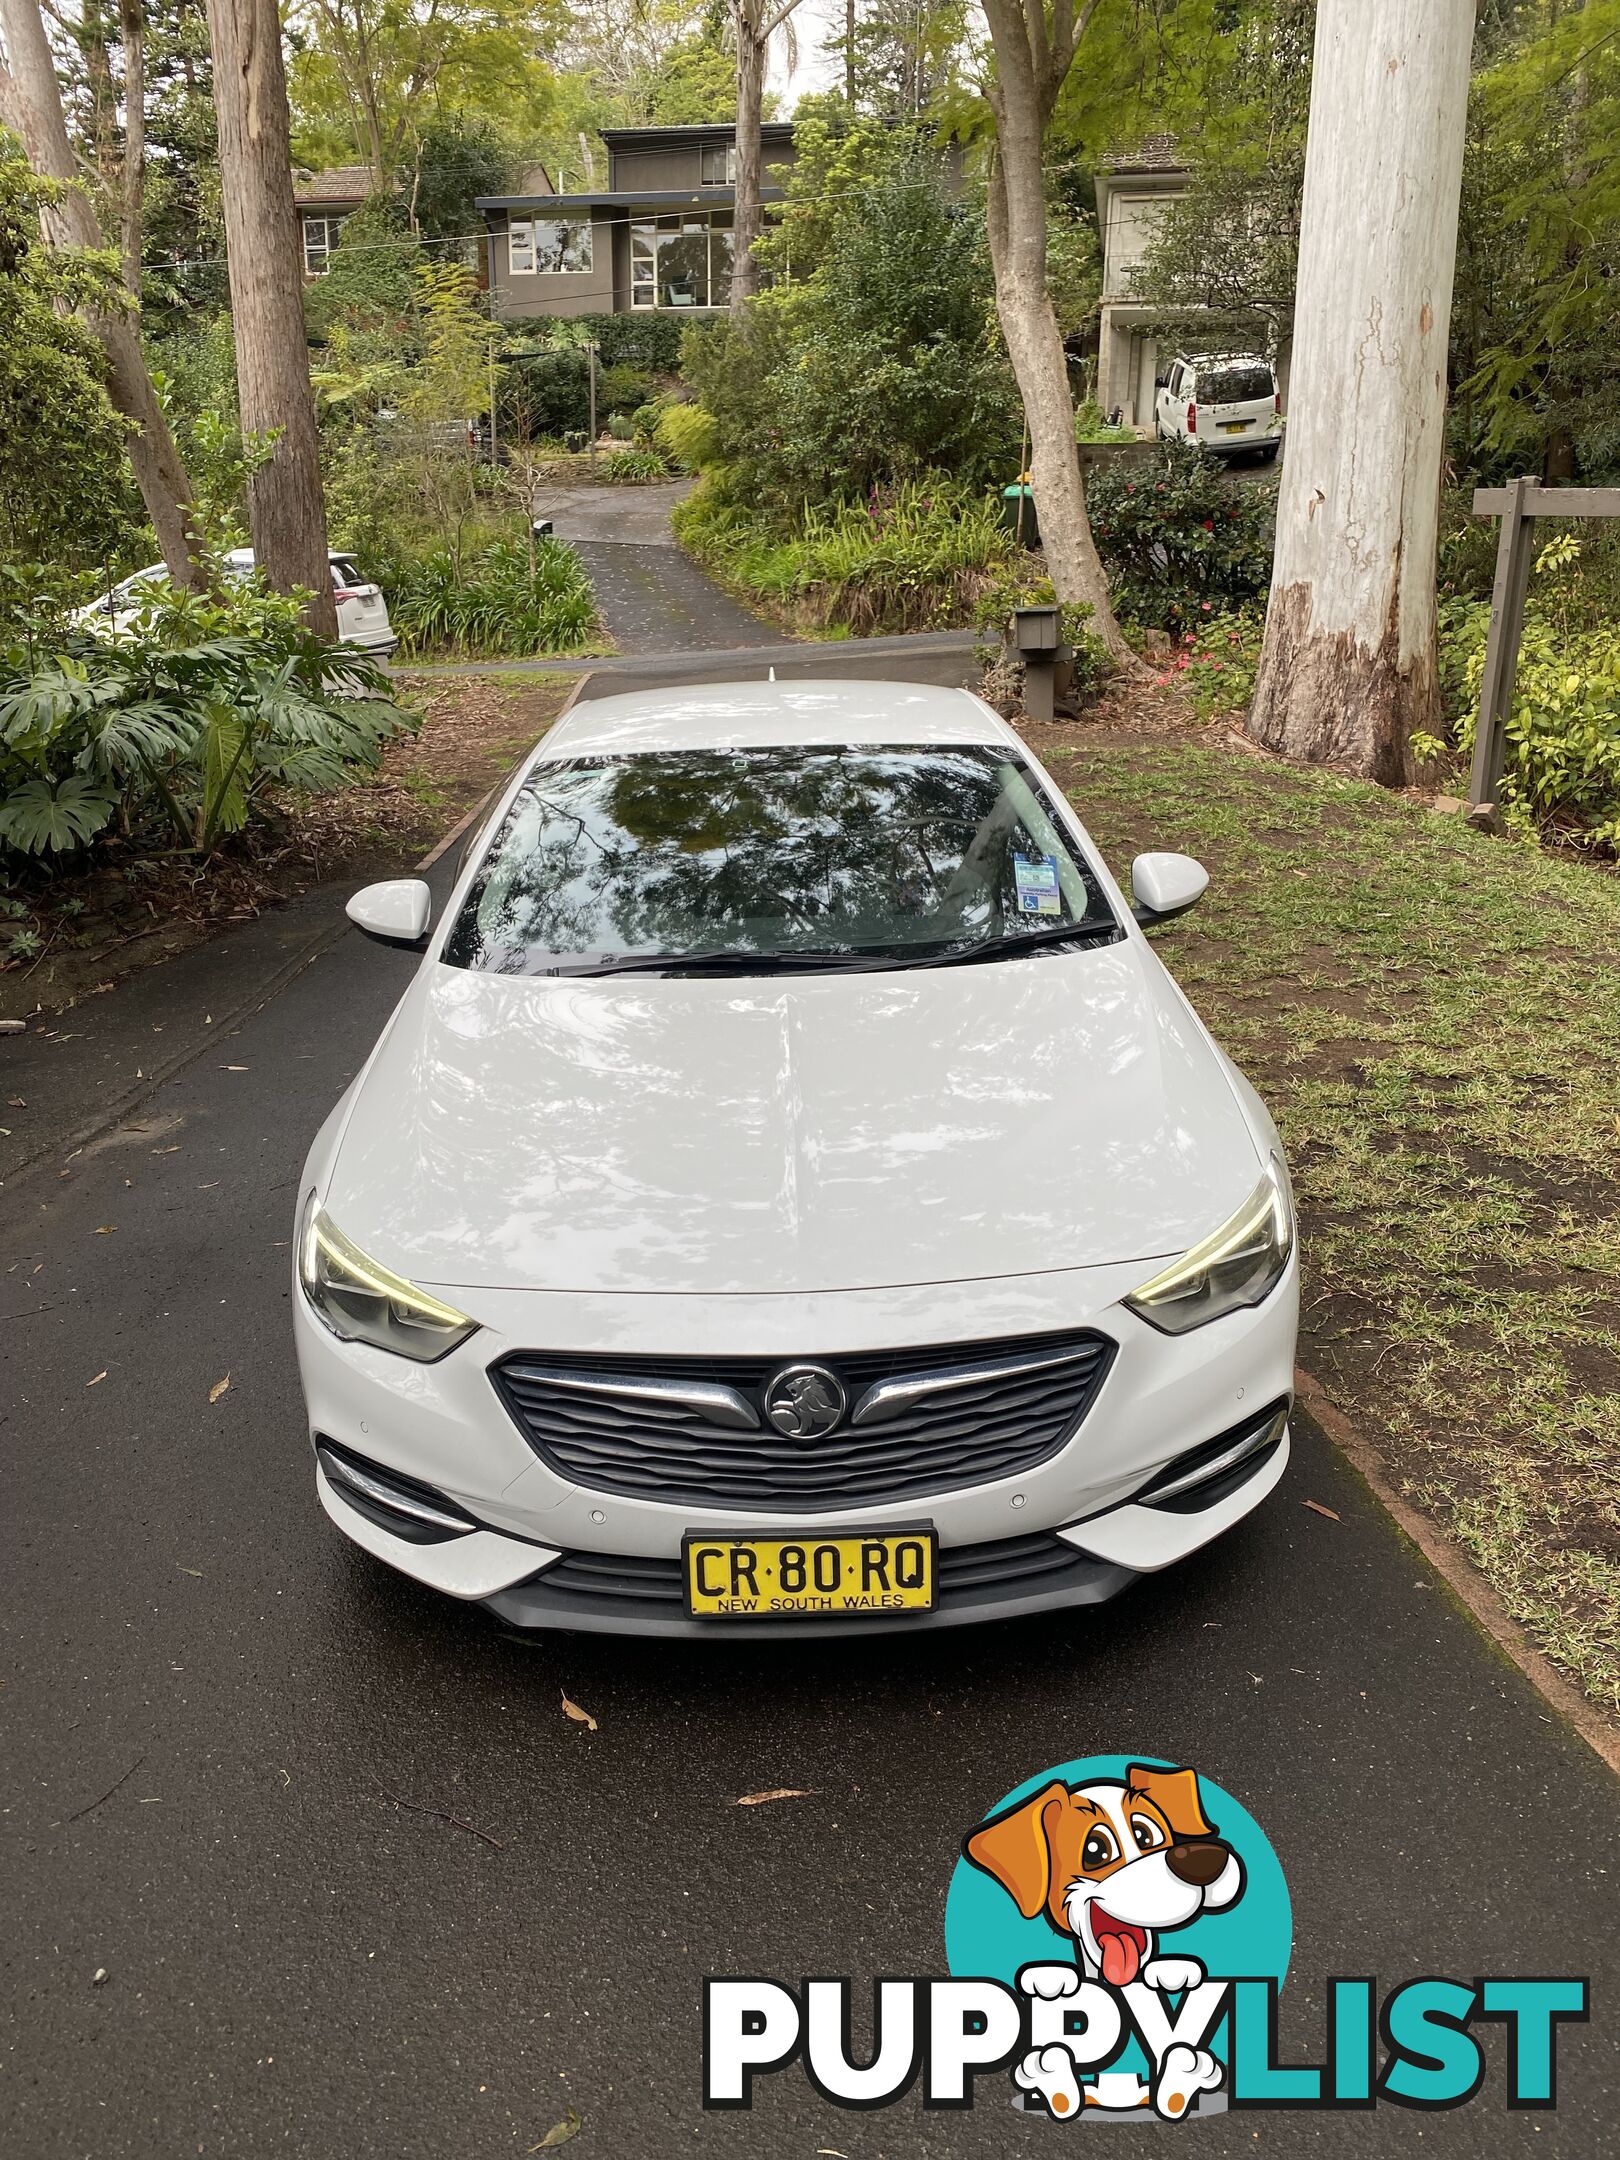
left=530, top=948, right=884, bottom=979
left=890, top=917, right=1122, bottom=969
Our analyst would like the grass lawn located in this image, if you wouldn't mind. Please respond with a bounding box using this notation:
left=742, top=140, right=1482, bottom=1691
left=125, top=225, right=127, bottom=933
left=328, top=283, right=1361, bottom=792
left=1040, top=727, right=1620, bottom=1717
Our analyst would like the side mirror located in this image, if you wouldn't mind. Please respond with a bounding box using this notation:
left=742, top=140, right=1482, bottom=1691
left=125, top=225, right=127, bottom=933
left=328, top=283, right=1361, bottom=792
left=1131, top=852, right=1208, bottom=926
left=1155, top=373, right=1168, bottom=391
left=346, top=878, right=433, bottom=948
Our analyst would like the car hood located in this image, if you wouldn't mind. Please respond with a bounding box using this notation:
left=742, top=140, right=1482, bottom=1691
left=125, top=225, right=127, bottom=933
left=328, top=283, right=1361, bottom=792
left=323, top=948, right=1261, bottom=1296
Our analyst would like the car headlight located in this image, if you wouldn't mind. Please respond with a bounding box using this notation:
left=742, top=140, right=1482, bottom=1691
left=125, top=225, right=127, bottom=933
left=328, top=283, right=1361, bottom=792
left=299, top=1201, right=478, bottom=1362
left=1124, top=1155, right=1294, bottom=1335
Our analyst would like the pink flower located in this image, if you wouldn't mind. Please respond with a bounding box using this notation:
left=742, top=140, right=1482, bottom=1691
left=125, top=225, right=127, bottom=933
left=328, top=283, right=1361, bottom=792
left=1201, top=601, right=1212, bottom=612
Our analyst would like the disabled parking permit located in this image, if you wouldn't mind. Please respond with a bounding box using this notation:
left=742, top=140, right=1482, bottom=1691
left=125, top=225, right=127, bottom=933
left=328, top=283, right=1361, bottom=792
left=1015, top=856, right=1062, bottom=915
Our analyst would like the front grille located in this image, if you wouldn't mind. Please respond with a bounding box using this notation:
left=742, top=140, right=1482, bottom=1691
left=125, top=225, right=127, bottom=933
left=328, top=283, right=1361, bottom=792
left=491, top=1331, right=1114, bottom=1512
left=532, top=1529, right=1108, bottom=1611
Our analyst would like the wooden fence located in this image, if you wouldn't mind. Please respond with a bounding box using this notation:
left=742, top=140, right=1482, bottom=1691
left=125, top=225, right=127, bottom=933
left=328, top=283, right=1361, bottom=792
left=1468, top=480, right=1620, bottom=811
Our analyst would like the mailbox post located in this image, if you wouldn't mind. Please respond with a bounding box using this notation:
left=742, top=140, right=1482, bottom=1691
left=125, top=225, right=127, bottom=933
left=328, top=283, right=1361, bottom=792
left=1012, top=604, right=1062, bottom=724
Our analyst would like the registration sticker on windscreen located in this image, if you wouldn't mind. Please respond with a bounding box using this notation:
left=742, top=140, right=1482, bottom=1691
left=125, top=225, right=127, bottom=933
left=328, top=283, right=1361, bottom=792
left=683, top=1530, right=936, bottom=1618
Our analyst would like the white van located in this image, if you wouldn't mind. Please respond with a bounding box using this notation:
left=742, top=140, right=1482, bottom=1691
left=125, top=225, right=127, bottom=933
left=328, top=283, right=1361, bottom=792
left=1154, top=354, right=1282, bottom=461
left=74, top=551, right=397, bottom=657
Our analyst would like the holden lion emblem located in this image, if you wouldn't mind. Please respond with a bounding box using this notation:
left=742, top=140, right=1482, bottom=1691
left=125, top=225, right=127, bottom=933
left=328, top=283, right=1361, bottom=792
left=763, top=1365, right=846, bottom=1439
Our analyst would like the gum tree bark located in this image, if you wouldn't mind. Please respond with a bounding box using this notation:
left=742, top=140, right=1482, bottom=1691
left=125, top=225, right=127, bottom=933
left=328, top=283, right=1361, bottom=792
left=1248, top=0, right=1476, bottom=784
left=206, top=0, right=337, bottom=637
left=730, top=0, right=804, bottom=308
left=0, top=0, right=202, bottom=583
left=979, top=0, right=1130, bottom=659
left=117, top=0, right=146, bottom=294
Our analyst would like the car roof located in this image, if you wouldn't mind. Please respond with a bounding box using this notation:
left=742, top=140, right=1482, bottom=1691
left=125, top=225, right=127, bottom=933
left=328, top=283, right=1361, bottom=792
left=538, top=679, right=1018, bottom=757
left=1180, top=352, right=1272, bottom=371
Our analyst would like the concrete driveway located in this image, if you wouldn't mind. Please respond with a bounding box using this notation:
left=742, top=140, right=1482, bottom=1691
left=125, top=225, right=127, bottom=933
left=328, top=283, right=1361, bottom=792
left=3, top=655, right=1615, bottom=2156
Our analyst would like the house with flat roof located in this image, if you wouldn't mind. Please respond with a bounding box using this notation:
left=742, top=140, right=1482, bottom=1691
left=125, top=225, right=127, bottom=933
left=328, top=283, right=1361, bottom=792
left=477, top=122, right=797, bottom=321
left=1095, top=135, right=1292, bottom=427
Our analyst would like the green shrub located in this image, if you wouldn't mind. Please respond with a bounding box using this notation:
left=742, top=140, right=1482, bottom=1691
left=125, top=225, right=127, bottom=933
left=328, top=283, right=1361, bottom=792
left=498, top=348, right=592, bottom=442
left=0, top=577, right=413, bottom=861
left=606, top=413, right=636, bottom=442
left=1087, top=444, right=1274, bottom=629
left=1420, top=556, right=1620, bottom=848
left=597, top=362, right=655, bottom=416
left=572, top=312, right=685, bottom=373
left=1180, top=603, right=1267, bottom=717
left=600, top=447, right=670, bottom=482
left=679, top=153, right=1018, bottom=512
left=629, top=401, right=665, bottom=445
left=655, top=400, right=720, bottom=472
left=390, top=537, right=598, bottom=659
left=675, top=476, right=1014, bottom=636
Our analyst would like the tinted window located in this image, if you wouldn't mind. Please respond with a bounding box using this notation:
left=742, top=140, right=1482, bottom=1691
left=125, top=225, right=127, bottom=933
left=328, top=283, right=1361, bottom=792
left=442, top=744, right=1114, bottom=976
left=1201, top=362, right=1274, bottom=404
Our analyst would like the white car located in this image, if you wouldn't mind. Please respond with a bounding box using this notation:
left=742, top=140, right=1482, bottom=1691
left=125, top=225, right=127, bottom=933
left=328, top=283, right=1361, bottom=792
left=293, top=681, right=1299, bottom=1637
left=1154, top=354, right=1283, bottom=461
left=73, top=550, right=397, bottom=656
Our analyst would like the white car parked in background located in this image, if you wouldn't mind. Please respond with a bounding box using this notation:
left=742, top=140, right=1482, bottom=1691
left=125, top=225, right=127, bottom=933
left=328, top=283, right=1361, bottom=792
left=294, top=679, right=1299, bottom=1640
left=1154, top=354, right=1283, bottom=461
left=73, top=549, right=397, bottom=656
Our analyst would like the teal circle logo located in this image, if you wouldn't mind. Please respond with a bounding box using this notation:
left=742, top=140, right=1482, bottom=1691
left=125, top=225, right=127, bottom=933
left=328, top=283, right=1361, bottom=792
left=945, top=1755, right=1290, bottom=2106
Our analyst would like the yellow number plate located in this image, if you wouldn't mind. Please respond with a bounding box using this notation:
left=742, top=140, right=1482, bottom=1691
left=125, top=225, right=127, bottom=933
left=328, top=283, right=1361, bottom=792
left=683, top=1531, right=936, bottom=1619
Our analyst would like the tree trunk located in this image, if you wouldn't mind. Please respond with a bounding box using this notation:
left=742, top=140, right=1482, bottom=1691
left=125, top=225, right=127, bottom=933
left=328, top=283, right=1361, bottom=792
left=731, top=10, right=767, bottom=308
left=0, top=0, right=202, bottom=584
left=118, top=0, right=146, bottom=294
left=206, top=0, right=338, bottom=639
left=1248, top=0, right=1474, bottom=785
left=979, top=0, right=1130, bottom=659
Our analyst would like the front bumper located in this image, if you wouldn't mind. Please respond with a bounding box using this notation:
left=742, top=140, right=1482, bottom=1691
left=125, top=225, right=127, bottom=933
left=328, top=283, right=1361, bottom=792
left=295, top=1248, right=1298, bottom=1636
left=313, top=1420, right=1289, bottom=1637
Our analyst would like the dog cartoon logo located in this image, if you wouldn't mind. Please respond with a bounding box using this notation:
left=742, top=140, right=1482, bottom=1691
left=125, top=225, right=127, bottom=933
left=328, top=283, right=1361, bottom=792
left=953, top=1757, right=1273, bottom=2123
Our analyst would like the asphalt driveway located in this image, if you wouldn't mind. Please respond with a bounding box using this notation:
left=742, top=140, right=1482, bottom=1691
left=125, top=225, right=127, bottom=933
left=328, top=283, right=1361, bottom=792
left=3, top=705, right=1616, bottom=2156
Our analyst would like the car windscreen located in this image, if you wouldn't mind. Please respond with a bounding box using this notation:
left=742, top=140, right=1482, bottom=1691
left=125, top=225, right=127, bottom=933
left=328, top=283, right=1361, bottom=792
left=1201, top=362, right=1274, bottom=405
left=440, top=743, right=1117, bottom=976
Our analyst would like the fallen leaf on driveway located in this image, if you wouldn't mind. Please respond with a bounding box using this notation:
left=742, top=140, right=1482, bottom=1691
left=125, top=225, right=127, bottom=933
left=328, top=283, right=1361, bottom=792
left=178, top=1566, right=202, bottom=1577
left=1302, top=1499, right=1341, bottom=1521
left=223, top=1064, right=249, bottom=1072
left=529, top=2108, right=581, bottom=2150
left=733, top=1788, right=816, bottom=1807
left=209, top=1374, right=231, bottom=1404
left=560, top=1692, right=597, bottom=1731
left=95, top=1224, right=117, bottom=1234
left=86, top=1371, right=107, bottom=1388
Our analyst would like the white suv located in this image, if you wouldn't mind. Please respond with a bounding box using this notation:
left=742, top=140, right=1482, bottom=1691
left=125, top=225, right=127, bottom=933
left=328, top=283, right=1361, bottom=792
left=74, top=550, right=397, bottom=657
left=1154, top=354, right=1282, bottom=461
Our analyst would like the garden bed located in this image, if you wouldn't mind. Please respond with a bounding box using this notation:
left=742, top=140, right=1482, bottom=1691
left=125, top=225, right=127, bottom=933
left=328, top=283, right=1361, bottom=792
left=1020, top=709, right=1620, bottom=1719
left=1, top=672, right=577, bottom=1020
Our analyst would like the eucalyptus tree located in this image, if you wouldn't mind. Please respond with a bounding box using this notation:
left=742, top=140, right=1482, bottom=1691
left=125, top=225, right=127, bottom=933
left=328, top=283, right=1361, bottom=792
left=1248, top=0, right=1476, bottom=783
left=730, top=0, right=806, bottom=306
left=0, top=0, right=203, bottom=582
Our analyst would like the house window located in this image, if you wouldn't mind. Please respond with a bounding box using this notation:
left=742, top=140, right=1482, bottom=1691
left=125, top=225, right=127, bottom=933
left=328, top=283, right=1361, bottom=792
left=302, top=215, right=345, bottom=274
left=508, top=218, right=594, bottom=276
left=699, top=143, right=737, bottom=185
left=631, top=213, right=732, bottom=309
